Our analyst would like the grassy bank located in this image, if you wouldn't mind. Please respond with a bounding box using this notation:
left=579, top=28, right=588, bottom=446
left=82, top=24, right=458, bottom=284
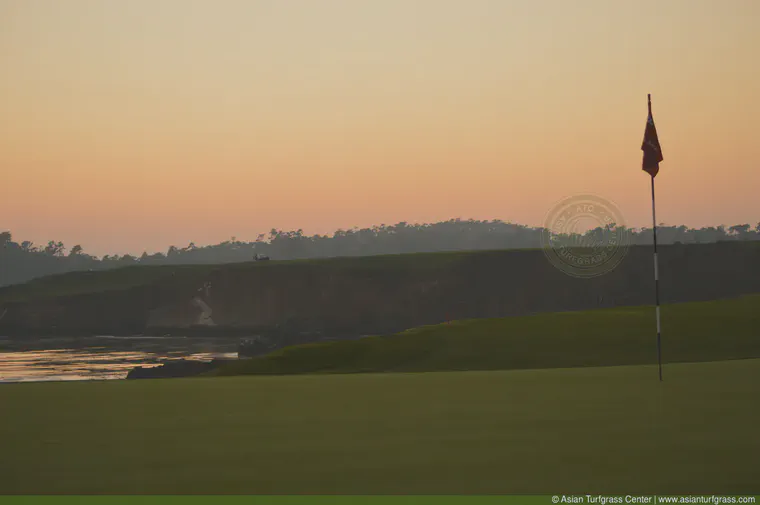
left=0, top=264, right=215, bottom=304
left=0, top=250, right=476, bottom=304
left=1, top=359, right=758, bottom=493
left=211, top=294, right=760, bottom=376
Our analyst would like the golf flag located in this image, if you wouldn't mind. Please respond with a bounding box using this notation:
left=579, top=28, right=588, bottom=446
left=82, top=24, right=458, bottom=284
left=643, top=94, right=664, bottom=382
left=642, top=97, right=663, bottom=177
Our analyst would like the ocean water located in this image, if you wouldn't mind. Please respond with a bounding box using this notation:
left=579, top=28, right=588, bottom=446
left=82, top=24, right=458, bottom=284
left=0, top=336, right=239, bottom=383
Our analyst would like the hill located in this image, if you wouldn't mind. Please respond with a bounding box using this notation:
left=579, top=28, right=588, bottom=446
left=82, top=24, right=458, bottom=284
left=211, top=295, right=760, bottom=376
left=4, top=220, right=758, bottom=288
left=1, top=242, right=759, bottom=337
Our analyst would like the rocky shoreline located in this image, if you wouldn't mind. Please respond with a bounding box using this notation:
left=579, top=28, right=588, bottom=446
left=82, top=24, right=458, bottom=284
left=0, top=325, right=274, bottom=339
left=126, top=358, right=239, bottom=379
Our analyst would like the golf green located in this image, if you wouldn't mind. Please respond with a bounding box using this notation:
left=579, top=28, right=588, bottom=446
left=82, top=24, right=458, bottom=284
left=1, top=359, right=758, bottom=494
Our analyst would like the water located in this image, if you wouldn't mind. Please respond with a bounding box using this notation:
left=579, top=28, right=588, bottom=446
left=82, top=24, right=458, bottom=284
left=0, top=336, right=240, bottom=383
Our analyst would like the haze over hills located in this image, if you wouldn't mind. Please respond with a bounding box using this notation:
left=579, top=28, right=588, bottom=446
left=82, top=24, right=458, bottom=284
left=1, top=219, right=759, bottom=288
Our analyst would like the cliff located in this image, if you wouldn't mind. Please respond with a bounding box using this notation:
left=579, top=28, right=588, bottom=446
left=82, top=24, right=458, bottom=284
left=0, top=243, right=758, bottom=337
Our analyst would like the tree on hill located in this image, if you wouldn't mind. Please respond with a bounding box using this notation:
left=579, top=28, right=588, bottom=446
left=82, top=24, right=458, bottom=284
left=44, top=241, right=66, bottom=257
left=1, top=218, right=759, bottom=287
left=729, top=224, right=752, bottom=240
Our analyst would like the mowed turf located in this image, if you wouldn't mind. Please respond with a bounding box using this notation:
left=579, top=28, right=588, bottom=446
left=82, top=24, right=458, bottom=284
left=1, top=359, right=759, bottom=494
left=213, top=295, right=760, bottom=376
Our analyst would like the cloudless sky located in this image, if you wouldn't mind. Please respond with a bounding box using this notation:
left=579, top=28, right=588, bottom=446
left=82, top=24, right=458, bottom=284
left=1, top=0, right=758, bottom=256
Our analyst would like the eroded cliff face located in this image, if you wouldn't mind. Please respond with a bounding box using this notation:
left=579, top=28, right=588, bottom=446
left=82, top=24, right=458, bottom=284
left=1, top=243, right=758, bottom=336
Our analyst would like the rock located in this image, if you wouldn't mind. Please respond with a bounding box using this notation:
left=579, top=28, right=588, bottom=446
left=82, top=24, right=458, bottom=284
left=126, top=359, right=233, bottom=379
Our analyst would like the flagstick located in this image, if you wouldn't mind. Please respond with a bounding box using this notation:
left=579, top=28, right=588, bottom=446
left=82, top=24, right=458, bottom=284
left=651, top=174, right=663, bottom=382
left=648, top=94, right=663, bottom=382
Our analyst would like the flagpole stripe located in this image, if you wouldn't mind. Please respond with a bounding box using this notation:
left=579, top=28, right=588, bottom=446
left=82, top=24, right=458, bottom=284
left=653, top=253, right=659, bottom=281
left=656, top=305, right=661, bottom=334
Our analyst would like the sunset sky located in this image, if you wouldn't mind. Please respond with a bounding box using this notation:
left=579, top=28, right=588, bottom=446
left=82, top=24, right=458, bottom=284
left=1, top=0, right=758, bottom=257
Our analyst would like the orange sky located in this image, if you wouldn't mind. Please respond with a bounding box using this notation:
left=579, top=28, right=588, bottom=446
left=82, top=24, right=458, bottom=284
left=1, top=0, right=758, bottom=257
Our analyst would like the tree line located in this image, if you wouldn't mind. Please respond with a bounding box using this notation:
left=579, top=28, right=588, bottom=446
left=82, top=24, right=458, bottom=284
left=1, top=220, right=759, bottom=287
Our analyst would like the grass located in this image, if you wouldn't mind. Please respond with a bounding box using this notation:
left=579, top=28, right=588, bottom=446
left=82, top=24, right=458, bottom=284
left=0, top=250, right=479, bottom=304
left=0, top=255, right=757, bottom=493
left=9, top=245, right=660, bottom=306
left=0, top=359, right=758, bottom=494
left=0, top=265, right=207, bottom=303
left=211, top=295, right=760, bottom=376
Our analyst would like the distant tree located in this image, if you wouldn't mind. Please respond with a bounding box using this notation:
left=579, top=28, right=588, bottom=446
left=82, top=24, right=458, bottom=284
left=729, top=224, right=751, bottom=240
left=44, top=241, right=65, bottom=256
left=119, top=254, right=137, bottom=265
left=2, top=218, right=760, bottom=287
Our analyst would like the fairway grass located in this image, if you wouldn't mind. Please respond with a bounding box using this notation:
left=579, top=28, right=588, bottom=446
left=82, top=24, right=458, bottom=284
left=213, top=295, right=760, bottom=376
left=1, top=359, right=759, bottom=494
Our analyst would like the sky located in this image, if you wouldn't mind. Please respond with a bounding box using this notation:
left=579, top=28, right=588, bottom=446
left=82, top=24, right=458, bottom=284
left=1, top=0, right=758, bottom=257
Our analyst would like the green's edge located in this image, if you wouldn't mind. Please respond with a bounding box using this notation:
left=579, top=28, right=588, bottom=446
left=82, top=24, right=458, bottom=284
left=0, top=496, right=758, bottom=505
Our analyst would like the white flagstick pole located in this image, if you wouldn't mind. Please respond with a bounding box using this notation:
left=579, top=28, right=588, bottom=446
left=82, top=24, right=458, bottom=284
left=651, top=173, right=663, bottom=382
left=648, top=94, right=663, bottom=382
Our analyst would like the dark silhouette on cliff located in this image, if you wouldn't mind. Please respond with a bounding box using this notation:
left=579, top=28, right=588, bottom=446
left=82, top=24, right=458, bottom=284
left=1, top=220, right=759, bottom=287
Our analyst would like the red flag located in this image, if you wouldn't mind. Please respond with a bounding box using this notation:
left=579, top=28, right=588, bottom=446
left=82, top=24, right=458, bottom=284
left=642, top=96, right=663, bottom=177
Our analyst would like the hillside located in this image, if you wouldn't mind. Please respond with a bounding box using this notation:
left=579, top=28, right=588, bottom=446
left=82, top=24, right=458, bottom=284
left=4, top=221, right=758, bottom=288
left=0, top=242, right=759, bottom=337
left=211, top=295, right=760, bottom=376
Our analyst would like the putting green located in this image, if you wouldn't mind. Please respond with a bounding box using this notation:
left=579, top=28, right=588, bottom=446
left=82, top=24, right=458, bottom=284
left=1, top=359, right=758, bottom=494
